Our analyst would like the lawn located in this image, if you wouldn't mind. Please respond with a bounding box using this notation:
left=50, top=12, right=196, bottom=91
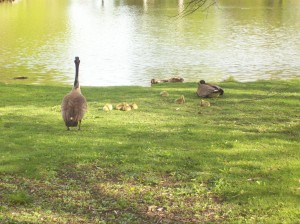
left=0, top=79, right=299, bottom=223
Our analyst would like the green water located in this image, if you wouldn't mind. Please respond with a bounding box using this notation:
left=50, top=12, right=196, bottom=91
left=0, top=0, right=300, bottom=86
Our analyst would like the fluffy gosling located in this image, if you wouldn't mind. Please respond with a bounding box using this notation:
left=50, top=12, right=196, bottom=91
left=130, top=103, right=138, bottom=110
left=103, top=103, right=113, bottom=111
left=116, top=102, right=133, bottom=111
left=160, top=91, right=169, bottom=97
left=200, top=99, right=210, bottom=107
left=175, top=95, right=185, bottom=104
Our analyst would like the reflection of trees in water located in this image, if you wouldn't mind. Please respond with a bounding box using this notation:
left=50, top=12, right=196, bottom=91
left=119, top=0, right=217, bottom=16
left=95, top=0, right=290, bottom=12
left=179, top=0, right=217, bottom=17
left=182, top=0, right=286, bottom=17
left=117, top=0, right=214, bottom=10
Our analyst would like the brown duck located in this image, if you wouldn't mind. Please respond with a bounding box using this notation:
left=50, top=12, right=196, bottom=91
left=61, top=57, right=87, bottom=130
left=196, top=80, right=224, bottom=98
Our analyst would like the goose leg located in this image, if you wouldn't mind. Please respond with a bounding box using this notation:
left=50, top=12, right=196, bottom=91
left=78, top=120, right=81, bottom=130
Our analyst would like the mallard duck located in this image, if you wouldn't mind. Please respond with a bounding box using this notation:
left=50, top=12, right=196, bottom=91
left=160, top=91, right=169, bottom=97
left=175, top=95, right=185, bottom=104
left=196, top=80, right=224, bottom=98
left=130, top=103, right=138, bottom=110
left=200, top=99, right=210, bottom=107
left=103, top=103, right=113, bottom=111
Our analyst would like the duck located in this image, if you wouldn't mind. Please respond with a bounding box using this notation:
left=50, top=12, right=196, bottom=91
left=160, top=91, right=169, bottom=97
left=175, top=95, right=185, bottom=104
left=196, top=80, right=224, bottom=98
left=200, top=99, right=210, bottom=107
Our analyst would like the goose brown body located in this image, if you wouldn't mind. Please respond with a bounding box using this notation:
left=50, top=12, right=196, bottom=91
left=196, top=80, right=224, bottom=98
left=61, top=57, right=87, bottom=130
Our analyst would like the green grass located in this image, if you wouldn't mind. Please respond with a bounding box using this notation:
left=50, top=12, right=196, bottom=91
left=0, top=79, right=299, bottom=223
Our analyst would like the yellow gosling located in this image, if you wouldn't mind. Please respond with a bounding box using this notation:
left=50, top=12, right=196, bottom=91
left=116, top=103, right=124, bottom=110
left=200, top=99, right=210, bottom=107
left=175, top=95, right=185, bottom=104
left=130, top=103, right=138, bottom=110
left=103, top=103, right=113, bottom=111
left=160, top=91, right=169, bottom=97
left=123, top=105, right=132, bottom=111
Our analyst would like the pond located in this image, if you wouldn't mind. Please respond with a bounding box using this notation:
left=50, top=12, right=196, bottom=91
left=0, top=0, right=300, bottom=86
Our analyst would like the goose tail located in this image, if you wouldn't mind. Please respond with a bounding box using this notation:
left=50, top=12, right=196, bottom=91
left=219, top=88, right=224, bottom=95
left=65, top=117, right=78, bottom=127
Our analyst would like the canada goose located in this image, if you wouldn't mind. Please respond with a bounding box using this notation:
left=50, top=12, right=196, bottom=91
left=196, top=80, right=224, bottom=98
left=151, top=77, right=184, bottom=84
left=61, top=57, right=87, bottom=130
left=160, top=91, right=169, bottom=97
left=200, top=99, right=210, bottom=107
left=151, top=79, right=168, bottom=84
left=168, top=77, right=184, bottom=83
left=175, top=95, right=185, bottom=104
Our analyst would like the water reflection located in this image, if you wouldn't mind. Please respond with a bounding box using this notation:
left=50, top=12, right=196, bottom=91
left=0, top=0, right=299, bottom=86
left=143, top=0, right=148, bottom=12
